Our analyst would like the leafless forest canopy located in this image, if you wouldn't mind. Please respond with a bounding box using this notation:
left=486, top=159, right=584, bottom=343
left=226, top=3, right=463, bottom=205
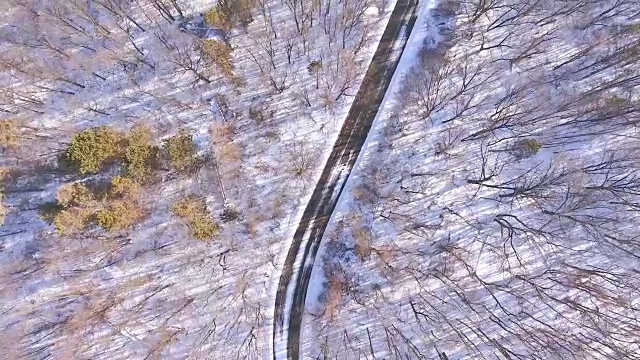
left=310, top=0, right=640, bottom=359
left=0, top=0, right=384, bottom=358
left=0, top=0, right=639, bottom=359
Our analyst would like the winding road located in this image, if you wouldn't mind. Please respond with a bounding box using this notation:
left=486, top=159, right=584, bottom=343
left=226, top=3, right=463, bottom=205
left=272, top=0, right=420, bottom=358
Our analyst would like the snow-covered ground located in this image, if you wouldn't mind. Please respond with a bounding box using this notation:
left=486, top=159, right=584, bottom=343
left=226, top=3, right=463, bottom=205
left=302, top=0, right=640, bottom=358
left=301, top=0, right=441, bottom=354
left=0, top=0, right=398, bottom=358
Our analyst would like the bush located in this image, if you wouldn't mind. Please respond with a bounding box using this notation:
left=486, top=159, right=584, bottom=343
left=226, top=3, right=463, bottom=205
left=171, top=195, right=205, bottom=218
left=218, top=142, right=242, bottom=163
left=604, top=95, right=628, bottom=109
left=0, top=192, right=5, bottom=226
left=124, top=126, right=158, bottom=181
left=109, top=176, right=140, bottom=199
left=56, top=182, right=92, bottom=207
left=96, top=200, right=144, bottom=231
left=54, top=207, right=93, bottom=235
left=354, top=228, right=372, bottom=260
left=162, top=130, right=198, bottom=172
left=204, top=0, right=254, bottom=31
left=248, top=102, right=274, bottom=123
left=204, top=6, right=232, bottom=31
left=66, top=127, right=123, bottom=174
left=230, top=0, right=254, bottom=28
left=308, top=60, right=322, bottom=75
left=221, top=206, right=240, bottom=222
left=43, top=177, right=146, bottom=234
left=95, top=208, right=117, bottom=230
left=618, top=23, right=640, bottom=35
left=171, top=196, right=219, bottom=240
left=511, top=138, right=542, bottom=160
left=212, top=94, right=233, bottom=122
left=202, top=39, right=234, bottom=78
left=0, top=169, right=8, bottom=225
left=50, top=182, right=96, bottom=234
left=188, top=214, right=220, bottom=240
left=97, top=178, right=144, bottom=230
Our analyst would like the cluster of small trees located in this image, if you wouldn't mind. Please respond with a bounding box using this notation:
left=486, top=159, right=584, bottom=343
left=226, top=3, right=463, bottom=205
left=42, top=176, right=144, bottom=234
left=41, top=126, right=203, bottom=235
left=64, top=125, right=199, bottom=177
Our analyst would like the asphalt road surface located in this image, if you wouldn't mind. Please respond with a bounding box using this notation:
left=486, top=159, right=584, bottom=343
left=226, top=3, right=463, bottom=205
left=272, top=0, right=420, bottom=358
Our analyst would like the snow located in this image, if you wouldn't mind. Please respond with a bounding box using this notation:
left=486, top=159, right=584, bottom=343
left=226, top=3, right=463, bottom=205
left=301, top=0, right=440, bottom=345
left=2, top=0, right=639, bottom=358
left=0, top=0, right=406, bottom=359
left=268, top=2, right=402, bottom=357
left=301, top=0, right=640, bottom=358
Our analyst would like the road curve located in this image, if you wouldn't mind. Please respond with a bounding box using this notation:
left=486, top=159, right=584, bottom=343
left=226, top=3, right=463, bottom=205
left=272, top=0, right=419, bottom=358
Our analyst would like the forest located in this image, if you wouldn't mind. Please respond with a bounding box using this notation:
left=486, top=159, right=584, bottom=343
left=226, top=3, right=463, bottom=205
left=1, top=0, right=639, bottom=359
left=305, top=0, right=640, bottom=358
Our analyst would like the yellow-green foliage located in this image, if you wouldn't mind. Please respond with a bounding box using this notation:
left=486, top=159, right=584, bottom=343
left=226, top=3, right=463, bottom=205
left=66, top=126, right=123, bottom=174
left=171, top=195, right=205, bottom=218
left=97, top=177, right=144, bottom=231
left=45, top=177, right=145, bottom=234
left=204, top=0, right=255, bottom=31
left=49, top=125, right=160, bottom=234
left=171, top=196, right=219, bottom=240
left=96, top=200, right=144, bottom=231
left=56, top=182, right=93, bottom=207
left=308, top=60, right=322, bottom=75
left=162, top=130, right=198, bottom=172
left=189, top=214, right=219, bottom=240
left=511, top=138, right=542, bottom=160
left=619, top=23, right=640, bottom=35
left=124, top=126, right=157, bottom=181
left=51, top=182, right=96, bottom=234
left=0, top=169, right=9, bottom=225
left=0, top=119, right=19, bottom=148
left=524, top=139, right=542, bottom=154
left=604, top=95, right=628, bottom=109
left=202, top=39, right=235, bottom=78
left=54, top=207, right=93, bottom=235
left=109, top=176, right=140, bottom=199
left=204, top=7, right=232, bottom=31
left=65, top=125, right=159, bottom=179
